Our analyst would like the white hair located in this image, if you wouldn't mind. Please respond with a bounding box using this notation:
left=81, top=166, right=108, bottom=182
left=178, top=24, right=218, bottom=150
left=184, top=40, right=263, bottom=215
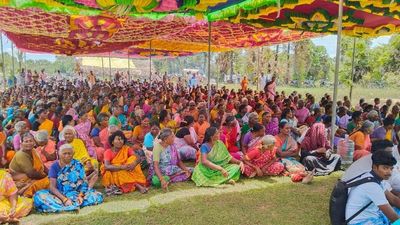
left=34, top=130, right=49, bottom=142
left=59, top=144, right=74, bottom=154
left=59, top=125, right=77, bottom=141
left=15, top=121, right=27, bottom=132
left=261, top=135, right=276, bottom=147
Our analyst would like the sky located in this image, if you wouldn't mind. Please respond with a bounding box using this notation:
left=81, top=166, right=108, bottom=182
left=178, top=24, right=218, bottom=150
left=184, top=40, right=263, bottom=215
left=0, top=34, right=393, bottom=61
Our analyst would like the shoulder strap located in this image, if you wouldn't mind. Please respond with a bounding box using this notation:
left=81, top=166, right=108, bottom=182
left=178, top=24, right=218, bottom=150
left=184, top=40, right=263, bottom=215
left=345, top=176, right=380, bottom=224
left=344, top=171, right=371, bottom=184
left=346, top=176, right=379, bottom=188
left=345, top=201, right=373, bottom=224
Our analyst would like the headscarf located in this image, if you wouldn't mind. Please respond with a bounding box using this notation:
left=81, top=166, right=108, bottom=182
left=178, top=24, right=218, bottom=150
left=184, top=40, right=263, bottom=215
left=301, top=122, right=330, bottom=151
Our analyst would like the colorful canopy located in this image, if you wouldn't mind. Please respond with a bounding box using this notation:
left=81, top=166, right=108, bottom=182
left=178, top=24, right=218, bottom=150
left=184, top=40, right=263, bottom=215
left=0, top=0, right=399, bottom=56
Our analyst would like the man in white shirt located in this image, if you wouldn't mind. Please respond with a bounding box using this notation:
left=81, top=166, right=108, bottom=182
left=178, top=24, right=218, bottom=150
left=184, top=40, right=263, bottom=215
left=258, top=72, right=266, bottom=91
left=345, top=150, right=400, bottom=224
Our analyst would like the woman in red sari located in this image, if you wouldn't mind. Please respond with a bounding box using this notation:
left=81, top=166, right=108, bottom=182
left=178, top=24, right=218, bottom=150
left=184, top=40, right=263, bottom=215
left=242, top=135, right=284, bottom=177
left=220, top=116, right=241, bottom=160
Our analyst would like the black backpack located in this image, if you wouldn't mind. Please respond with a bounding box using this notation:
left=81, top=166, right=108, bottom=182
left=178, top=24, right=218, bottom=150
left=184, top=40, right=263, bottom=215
left=329, top=173, right=379, bottom=225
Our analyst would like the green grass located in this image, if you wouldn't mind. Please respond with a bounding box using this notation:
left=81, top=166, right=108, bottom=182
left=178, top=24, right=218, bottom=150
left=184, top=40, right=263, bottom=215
left=37, top=173, right=341, bottom=225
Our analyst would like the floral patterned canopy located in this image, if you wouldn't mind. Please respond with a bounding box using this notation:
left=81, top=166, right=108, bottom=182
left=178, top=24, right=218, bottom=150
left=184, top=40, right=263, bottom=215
left=0, top=0, right=399, bottom=57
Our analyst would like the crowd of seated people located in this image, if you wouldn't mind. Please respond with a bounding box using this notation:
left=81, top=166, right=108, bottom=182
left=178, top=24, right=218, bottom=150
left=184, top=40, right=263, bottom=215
left=1, top=73, right=399, bottom=222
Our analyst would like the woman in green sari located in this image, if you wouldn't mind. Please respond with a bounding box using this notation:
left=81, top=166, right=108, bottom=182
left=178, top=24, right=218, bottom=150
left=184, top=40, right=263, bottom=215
left=192, top=127, right=244, bottom=186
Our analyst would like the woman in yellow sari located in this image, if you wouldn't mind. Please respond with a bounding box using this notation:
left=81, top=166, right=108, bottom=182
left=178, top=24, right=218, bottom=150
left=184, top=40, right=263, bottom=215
left=31, top=108, right=54, bottom=136
left=58, top=126, right=98, bottom=189
left=0, top=169, right=32, bottom=223
left=159, top=110, right=178, bottom=132
left=9, top=133, right=49, bottom=197
left=101, top=131, right=148, bottom=196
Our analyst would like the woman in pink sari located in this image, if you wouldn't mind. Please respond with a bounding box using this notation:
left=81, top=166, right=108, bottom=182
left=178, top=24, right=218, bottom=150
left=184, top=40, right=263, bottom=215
left=264, top=76, right=276, bottom=101
left=300, top=118, right=341, bottom=176
left=174, top=116, right=198, bottom=161
left=74, top=115, right=103, bottom=161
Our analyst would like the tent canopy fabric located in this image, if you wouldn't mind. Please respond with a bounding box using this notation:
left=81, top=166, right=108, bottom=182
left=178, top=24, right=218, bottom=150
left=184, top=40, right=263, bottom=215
left=0, top=0, right=399, bottom=56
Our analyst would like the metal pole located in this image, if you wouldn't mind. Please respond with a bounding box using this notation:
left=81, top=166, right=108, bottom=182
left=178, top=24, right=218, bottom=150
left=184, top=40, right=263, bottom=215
left=127, top=52, right=130, bottom=83
left=286, top=43, right=291, bottom=85
left=275, top=44, right=279, bottom=75
left=11, top=42, right=15, bottom=85
left=108, top=53, right=111, bottom=82
left=149, top=41, right=152, bottom=83
left=207, top=21, right=212, bottom=112
left=349, top=37, right=356, bottom=102
left=0, top=33, right=6, bottom=90
left=101, top=57, right=104, bottom=80
left=331, top=0, right=344, bottom=149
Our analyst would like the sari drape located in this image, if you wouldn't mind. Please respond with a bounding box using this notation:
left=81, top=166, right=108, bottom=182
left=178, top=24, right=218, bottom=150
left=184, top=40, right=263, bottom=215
left=243, top=140, right=284, bottom=177
left=38, top=119, right=54, bottom=136
left=147, top=144, right=192, bottom=184
left=100, top=146, right=147, bottom=193
left=192, top=141, right=240, bottom=187
left=33, top=159, right=103, bottom=213
left=70, top=139, right=98, bottom=172
left=0, top=170, right=32, bottom=219
left=11, top=150, right=50, bottom=197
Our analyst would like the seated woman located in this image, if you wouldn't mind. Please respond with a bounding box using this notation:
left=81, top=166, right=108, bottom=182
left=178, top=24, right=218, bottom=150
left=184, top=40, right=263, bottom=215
left=371, top=117, right=398, bottom=145
left=262, top=111, right=279, bottom=136
left=241, top=123, right=265, bottom=155
left=34, top=130, right=57, bottom=170
left=159, top=110, right=178, bottom=132
left=131, top=116, right=151, bottom=145
left=74, top=116, right=102, bottom=160
left=193, top=111, right=210, bottom=144
left=9, top=133, right=49, bottom=197
left=148, top=128, right=192, bottom=190
left=12, top=121, right=29, bottom=151
left=58, top=126, right=98, bottom=189
left=0, top=126, right=14, bottom=167
left=275, top=120, right=309, bottom=182
left=192, top=127, right=243, bottom=187
left=0, top=169, right=32, bottom=223
left=350, top=120, right=374, bottom=161
left=220, top=116, right=241, bottom=160
left=242, top=135, right=284, bottom=178
left=90, top=113, right=110, bottom=162
left=101, top=131, right=148, bottom=196
left=34, top=144, right=103, bottom=213
left=300, top=117, right=341, bottom=176
left=31, top=108, right=54, bottom=136
left=174, top=116, right=198, bottom=161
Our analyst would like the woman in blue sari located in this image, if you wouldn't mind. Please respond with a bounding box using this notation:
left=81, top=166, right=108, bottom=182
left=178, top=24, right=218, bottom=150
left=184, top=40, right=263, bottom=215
left=33, top=144, right=103, bottom=213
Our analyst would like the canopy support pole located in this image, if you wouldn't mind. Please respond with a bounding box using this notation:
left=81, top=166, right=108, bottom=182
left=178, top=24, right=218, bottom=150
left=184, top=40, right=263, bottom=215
left=331, top=0, right=344, bottom=149
left=0, top=33, right=6, bottom=90
left=149, top=41, right=152, bottom=83
left=127, top=53, right=130, bottom=83
left=108, top=53, right=112, bottom=82
left=207, top=21, right=212, bottom=113
left=286, top=43, right=290, bottom=84
left=11, top=42, right=15, bottom=85
left=207, top=21, right=211, bottom=122
left=349, top=37, right=356, bottom=102
left=101, top=57, right=104, bottom=80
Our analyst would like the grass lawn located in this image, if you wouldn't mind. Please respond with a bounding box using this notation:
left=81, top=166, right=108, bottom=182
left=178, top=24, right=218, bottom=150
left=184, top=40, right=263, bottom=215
left=35, top=172, right=341, bottom=225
